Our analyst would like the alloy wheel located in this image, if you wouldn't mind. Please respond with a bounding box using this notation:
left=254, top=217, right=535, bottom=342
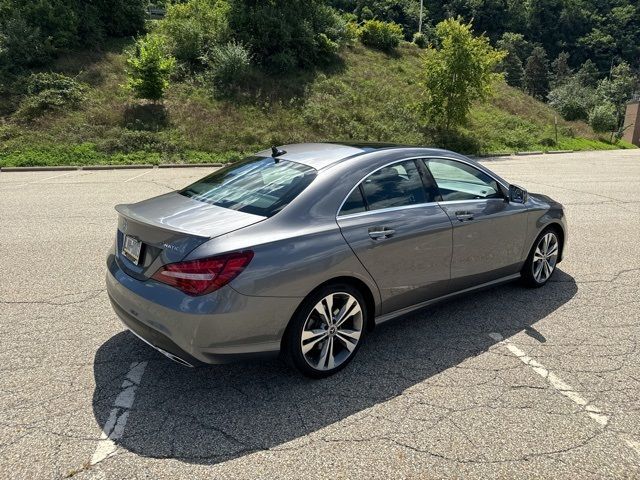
left=532, top=232, right=559, bottom=283
left=300, top=292, right=364, bottom=371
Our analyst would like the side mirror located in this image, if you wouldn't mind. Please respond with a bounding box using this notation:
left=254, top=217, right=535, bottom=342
left=509, top=184, right=528, bottom=204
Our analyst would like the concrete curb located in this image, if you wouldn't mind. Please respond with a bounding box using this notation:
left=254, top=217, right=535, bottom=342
left=158, top=163, right=223, bottom=168
left=515, top=151, right=544, bottom=156
left=547, top=150, right=574, bottom=154
left=0, top=166, right=80, bottom=172
left=0, top=163, right=223, bottom=172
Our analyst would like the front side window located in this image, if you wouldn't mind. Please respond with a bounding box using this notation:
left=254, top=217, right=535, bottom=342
left=181, top=156, right=317, bottom=217
left=360, top=160, right=426, bottom=212
left=425, top=159, right=503, bottom=201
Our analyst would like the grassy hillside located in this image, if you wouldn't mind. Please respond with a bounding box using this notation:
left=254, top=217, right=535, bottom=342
left=0, top=42, right=634, bottom=167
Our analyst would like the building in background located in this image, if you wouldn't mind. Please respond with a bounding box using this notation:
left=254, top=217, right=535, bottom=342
left=623, top=100, right=640, bottom=146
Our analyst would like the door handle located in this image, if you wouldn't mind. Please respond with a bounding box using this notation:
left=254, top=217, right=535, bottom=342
left=455, top=211, right=474, bottom=221
left=368, top=227, right=395, bottom=240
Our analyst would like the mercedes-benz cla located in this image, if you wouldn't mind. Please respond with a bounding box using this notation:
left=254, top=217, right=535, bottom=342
left=106, top=143, right=567, bottom=377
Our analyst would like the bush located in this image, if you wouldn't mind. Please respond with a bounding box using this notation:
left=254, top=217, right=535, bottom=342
left=126, top=35, right=176, bottom=102
left=358, top=20, right=404, bottom=51
left=0, top=1, right=147, bottom=71
left=413, top=32, right=428, bottom=48
left=15, top=73, right=86, bottom=119
left=157, top=0, right=231, bottom=66
left=203, top=41, right=252, bottom=90
left=589, top=102, right=618, bottom=135
left=548, top=77, right=596, bottom=121
left=228, top=1, right=347, bottom=72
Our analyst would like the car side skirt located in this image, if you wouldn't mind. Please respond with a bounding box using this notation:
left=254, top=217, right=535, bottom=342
left=374, top=273, right=522, bottom=325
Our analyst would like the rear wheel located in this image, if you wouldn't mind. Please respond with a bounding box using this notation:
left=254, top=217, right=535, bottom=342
left=285, top=284, right=366, bottom=378
left=522, top=228, right=560, bottom=287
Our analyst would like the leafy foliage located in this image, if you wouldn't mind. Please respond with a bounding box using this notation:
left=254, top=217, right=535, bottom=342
left=202, top=41, right=252, bottom=91
left=156, top=0, right=231, bottom=66
left=418, top=18, right=506, bottom=130
left=412, top=32, right=428, bottom=49
left=551, top=52, right=572, bottom=87
left=358, top=20, right=404, bottom=51
left=589, top=102, right=618, bottom=135
left=502, top=51, right=524, bottom=89
left=594, top=62, right=637, bottom=124
left=330, top=0, right=420, bottom=38
left=0, top=0, right=147, bottom=71
left=524, top=46, right=550, bottom=100
left=16, top=73, right=86, bottom=119
left=126, top=35, right=176, bottom=102
left=228, top=0, right=347, bottom=72
left=548, top=77, right=595, bottom=121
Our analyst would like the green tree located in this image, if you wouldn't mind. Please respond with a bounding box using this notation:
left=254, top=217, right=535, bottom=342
left=575, top=59, right=599, bottom=87
left=589, top=102, right=618, bottom=140
left=418, top=18, right=506, bottom=130
left=595, top=62, right=637, bottom=125
left=524, top=46, right=550, bottom=100
left=502, top=50, right=524, bottom=88
left=548, top=77, right=595, bottom=121
left=496, top=32, right=531, bottom=61
left=126, top=35, right=176, bottom=102
left=551, top=51, right=571, bottom=86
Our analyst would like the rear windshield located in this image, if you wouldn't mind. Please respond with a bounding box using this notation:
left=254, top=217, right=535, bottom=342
left=180, top=156, right=317, bottom=217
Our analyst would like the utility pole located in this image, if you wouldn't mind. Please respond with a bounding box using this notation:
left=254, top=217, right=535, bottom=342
left=419, top=0, right=424, bottom=34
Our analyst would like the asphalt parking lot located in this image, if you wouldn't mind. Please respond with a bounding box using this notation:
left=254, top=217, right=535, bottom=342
left=1, top=149, right=639, bottom=479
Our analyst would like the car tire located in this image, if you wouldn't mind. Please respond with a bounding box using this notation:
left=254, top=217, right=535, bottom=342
left=521, top=227, right=561, bottom=288
left=285, top=284, right=367, bottom=378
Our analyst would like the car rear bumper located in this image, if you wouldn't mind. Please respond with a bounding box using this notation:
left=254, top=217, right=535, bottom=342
left=106, top=254, right=301, bottom=365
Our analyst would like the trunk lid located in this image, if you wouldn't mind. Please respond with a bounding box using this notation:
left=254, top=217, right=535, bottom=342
left=114, top=192, right=265, bottom=280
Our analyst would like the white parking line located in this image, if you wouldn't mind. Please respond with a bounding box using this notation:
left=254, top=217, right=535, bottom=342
left=123, top=170, right=152, bottom=183
left=90, top=361, right=147, bottom=465
left=28, top=171, right=78, bottom=184
left=490, top=332, right=640, bottom=458
left=489, top=332, right=609, bottom=425
left=0, top=170, right=78, bottom=189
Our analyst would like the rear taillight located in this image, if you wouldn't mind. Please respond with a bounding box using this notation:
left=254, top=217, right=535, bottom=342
left=151, top=251, right=254, bottom=296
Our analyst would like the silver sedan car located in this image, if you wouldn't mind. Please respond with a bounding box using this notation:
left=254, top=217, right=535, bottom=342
left=106, top=143, right=567, bottom=377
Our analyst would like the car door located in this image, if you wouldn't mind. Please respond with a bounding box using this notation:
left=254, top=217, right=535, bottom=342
left=423, top=158, right=528, bottom=291
left=336, top=159, right=453, bottom=315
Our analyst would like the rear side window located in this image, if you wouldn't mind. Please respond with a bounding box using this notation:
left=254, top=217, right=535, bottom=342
left=181, top=157, right=317, bottom=217
left=340, top=187, right=367, bottom=215
left=361, top=160, right=426, bottom=211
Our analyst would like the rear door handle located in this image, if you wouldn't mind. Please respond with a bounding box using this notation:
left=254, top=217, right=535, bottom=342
left=455, top=211, right=474, bottom=221
left=368, top=227, right=395, bottom=240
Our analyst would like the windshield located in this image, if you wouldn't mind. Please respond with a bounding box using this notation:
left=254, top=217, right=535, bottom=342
left=180, top=156, right=317, bottom=217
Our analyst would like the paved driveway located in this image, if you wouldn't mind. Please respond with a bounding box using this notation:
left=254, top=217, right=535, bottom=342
left=1, top=150, right=639, bottom=479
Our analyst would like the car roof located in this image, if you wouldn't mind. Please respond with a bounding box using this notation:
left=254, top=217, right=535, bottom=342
left=255, top=142, right=463, bottom=170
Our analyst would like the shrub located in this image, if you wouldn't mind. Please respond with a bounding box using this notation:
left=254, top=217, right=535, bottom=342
left=157, top=0, right=231, bottom=66
left=589, top=102, right=618, bottom=135
left=16, top=72, right=86, bottom=119
left=358, top=20, right=403, bottom=51
left=203, top=41, right=252, bottom=90
left=413, top=32, right=428, bottom=48
left=229, top=1, right=348, bottom=72
left=126, top=35, right=176, bottom=102
left=548, top=78, right=596, bottom=121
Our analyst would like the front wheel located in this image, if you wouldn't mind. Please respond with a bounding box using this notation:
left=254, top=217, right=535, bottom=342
left=522, top=228, right=560, bottom=287
left=285, top=285, right=367, bottom=378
